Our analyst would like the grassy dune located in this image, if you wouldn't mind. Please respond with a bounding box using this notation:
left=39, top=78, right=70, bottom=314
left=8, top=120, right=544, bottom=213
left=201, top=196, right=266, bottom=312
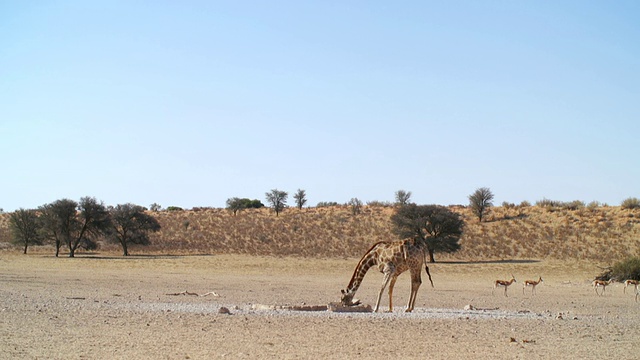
left=1, top=205, right=639, bottom=263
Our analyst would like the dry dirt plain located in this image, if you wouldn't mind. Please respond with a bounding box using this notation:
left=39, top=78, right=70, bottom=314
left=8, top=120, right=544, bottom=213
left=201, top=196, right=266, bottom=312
left=1, top=252, right=639, bottom=359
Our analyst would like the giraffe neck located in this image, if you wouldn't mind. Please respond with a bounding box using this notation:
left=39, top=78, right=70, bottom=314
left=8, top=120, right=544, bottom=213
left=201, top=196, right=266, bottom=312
left=345, top=244, right=380, bottom=295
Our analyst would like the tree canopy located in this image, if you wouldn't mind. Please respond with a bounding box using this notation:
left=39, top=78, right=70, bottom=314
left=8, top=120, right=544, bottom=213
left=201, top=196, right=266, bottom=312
left=9, top=208, right=42, bottom=254
left=265, top=189, right=288, bottom=216
left=391, top=204, right=464, bottom=262
left=109, top=203, right=161, bottom=256
left=293, top=189, right=307, bottom=210
left=38, top=197, right=112, bottom=257
left=226, top=197, right=264, bottom=215
left=468, top=187, right=494, bottom=222
left=394, top=190, right=412, bottom=206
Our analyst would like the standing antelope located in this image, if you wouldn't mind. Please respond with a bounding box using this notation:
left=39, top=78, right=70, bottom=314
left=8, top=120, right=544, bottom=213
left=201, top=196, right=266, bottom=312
left=592, top=279, right=614, bottom=295
left=493, top=274, right=517, bottom=297
left=523, top=276, right=543, bottom=295
left=623, top=279, right=639, bottom=294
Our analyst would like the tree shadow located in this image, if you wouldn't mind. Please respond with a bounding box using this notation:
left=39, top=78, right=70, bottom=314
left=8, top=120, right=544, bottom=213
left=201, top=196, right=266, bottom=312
left=485, top=214, right=530, bottom=223
left=38, top=253, right=216, bottom=260
left=437, top=259, right=541, bottom=265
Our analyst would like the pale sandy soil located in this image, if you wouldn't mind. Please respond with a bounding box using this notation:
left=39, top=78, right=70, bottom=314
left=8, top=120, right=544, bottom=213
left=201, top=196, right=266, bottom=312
left=1, top=252, right=639, bottom=359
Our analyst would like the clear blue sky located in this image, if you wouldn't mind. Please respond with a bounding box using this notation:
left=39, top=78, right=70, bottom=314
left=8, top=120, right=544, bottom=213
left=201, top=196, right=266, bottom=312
left=1, top=1, right=639, bottom=212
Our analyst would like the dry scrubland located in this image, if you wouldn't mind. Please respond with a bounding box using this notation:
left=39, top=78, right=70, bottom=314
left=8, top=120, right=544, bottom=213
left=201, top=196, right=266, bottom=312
left=5, top=204, right=635, bottom=262
left=2, top=205, right=640, bottom=359
left=130, top=205, right=640, bottom=262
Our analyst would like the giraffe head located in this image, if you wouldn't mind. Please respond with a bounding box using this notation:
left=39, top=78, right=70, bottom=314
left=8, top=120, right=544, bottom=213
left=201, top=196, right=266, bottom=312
left=340, top=289, right=360, bottom=306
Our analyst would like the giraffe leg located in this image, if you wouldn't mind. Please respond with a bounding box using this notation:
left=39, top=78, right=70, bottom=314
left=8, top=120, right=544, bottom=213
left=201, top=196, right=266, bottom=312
left=387, top=276, right=398, bottom=313
left=406, top=270, right=422, bottom=312
left=375, top=269, right=394, bottom=312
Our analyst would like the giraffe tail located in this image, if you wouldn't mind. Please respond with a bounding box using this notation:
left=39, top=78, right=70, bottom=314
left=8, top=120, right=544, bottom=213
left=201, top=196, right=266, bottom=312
left=423, top=250, right=434, bottom=287
left=425, top=264, right=434, bottom=288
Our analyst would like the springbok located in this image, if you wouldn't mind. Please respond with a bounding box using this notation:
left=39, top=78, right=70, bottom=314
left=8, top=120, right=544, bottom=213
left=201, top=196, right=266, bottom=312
left=592, top=279, right=614, bottom=295
left=493, top=274, right=517, bottom=297
left=523, top=276, right=543, bottom=295
left=623, top=279, right=639, bottom=294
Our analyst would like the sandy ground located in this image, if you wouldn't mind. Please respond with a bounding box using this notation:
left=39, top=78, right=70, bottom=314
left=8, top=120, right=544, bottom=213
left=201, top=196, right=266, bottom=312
left=1, top=252, right=639, bottom=359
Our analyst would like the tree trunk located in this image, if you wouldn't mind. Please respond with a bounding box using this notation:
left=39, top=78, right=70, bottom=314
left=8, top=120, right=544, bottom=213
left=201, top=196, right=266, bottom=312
left=23, top=242, right=28, bottom=254
left=428, top=249, right=436, bottom=263
left=122, top=241, right=129, bottom=256
left=68, top=241, right=76, bottom=258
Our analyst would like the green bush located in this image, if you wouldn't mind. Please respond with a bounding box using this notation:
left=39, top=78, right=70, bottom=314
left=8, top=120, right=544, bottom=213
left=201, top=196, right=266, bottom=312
left=563, top=200, right=585, bottom=210
left=621, top=197, right=640, bottom=210
left=536, top=198, right=561, bottom=208
left=535, top=199, right=585, bottom=210
left=598, top=257, right=640, bottom=281
left=587, top=201, right=601, bottom=210
left=316, top=201, right=339, bottom=207
left=366, top=200, right=392, bottom=207
left=166, top=206, right=184, bottom=211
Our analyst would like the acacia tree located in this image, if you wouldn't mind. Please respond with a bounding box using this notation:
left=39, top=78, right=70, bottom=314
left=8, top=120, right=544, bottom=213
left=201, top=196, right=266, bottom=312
left=348, top=197, right=363, bottom=215
left=226, top=197, right=264, bottom=215
left=39, top=199, right=77, bottom=257
left=391, top=204, right=464, bottom=263
left=9, top=208, right=42, bottom=254
left=109, top=203, right=161, bottom=256
left=293, top=189, right=307, bottom=210
left=226, top=197, right=245, bottom=216
left=265, top=189, right=288, bottom=216
left=395, top=190, right=412, bottom=206
left=39, top=197, right=112, bottom=257
left=468, top=187, right=494, bottom=222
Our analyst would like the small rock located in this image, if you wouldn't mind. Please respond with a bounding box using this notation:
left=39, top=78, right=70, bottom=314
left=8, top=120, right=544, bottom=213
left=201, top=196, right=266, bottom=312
left=218, top=307, right=232, bottom=315
left=464, top=304, right=475, bottom=310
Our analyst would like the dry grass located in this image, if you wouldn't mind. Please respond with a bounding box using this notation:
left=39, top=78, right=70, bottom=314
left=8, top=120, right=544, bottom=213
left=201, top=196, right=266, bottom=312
left=1, top=205, right=639, bottom=263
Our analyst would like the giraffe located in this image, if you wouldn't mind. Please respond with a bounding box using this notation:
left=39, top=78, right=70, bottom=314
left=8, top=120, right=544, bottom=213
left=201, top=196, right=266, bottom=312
left=340, top=238, right=433, bottom=313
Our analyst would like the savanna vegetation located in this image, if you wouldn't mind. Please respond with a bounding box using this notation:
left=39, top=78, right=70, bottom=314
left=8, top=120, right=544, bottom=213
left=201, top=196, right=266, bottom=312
left=2, top=201, right=640, bottom=264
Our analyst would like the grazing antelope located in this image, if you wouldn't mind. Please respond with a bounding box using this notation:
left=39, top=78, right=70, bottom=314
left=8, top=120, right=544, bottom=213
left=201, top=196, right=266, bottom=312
left=592, top=279, right=614, bottom=295
left=623, top=279, right=639, bottom=294
left=523, top=276, right=543, bottom=295
left=493, top=274, right=517, bottom=297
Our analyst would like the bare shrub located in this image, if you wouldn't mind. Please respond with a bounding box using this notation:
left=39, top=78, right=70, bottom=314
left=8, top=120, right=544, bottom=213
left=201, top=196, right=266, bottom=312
left=621, top=197, right=640, bottom=210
